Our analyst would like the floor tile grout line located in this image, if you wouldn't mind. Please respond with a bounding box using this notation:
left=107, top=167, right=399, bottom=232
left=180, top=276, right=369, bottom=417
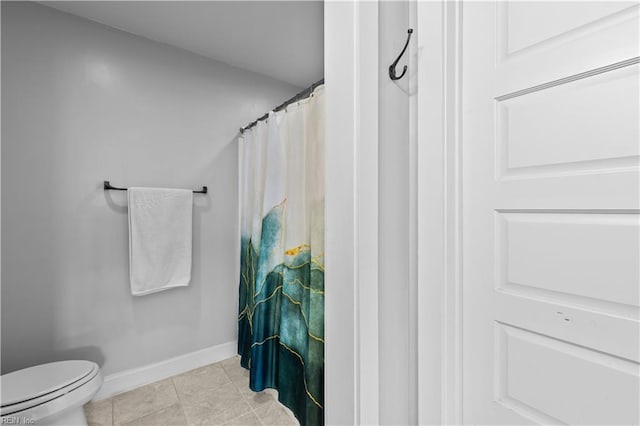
left=216, top=364, right=254, bottom=425
left=230, top=370, right=298, bottom=426
left=118, top=403, right=182, bottom=426
left=170, top=377, right=190, bottom=426
left=91, top=356, right=296, bottom=426
left=221, top=363, right=269, bottom=425
left=239, top=382, right=267, bottom=426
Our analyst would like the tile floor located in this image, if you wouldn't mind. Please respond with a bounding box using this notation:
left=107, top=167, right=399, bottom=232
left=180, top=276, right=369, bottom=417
left=84, top=356, right=299, bottom=426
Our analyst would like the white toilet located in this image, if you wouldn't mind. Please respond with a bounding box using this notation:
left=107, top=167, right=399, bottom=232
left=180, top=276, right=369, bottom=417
left=0, top=361, right=103, bottom=426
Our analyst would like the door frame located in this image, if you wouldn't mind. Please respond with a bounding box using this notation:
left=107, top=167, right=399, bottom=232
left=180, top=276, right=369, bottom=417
left=325, top=1, right=380, bottom=424
left=325, top=0, right=463, bottom=423
left=416, top=1, right=463, bottom=424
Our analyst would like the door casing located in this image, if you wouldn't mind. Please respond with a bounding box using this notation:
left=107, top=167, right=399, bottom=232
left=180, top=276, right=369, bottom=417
left=416, top=1, right=464, bottom=424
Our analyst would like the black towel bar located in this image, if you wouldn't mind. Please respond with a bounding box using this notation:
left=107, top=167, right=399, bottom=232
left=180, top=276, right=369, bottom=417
left=103, top=181, right=208, bottom=194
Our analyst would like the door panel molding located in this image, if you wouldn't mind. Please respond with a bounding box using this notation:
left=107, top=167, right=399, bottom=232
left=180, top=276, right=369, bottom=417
left=494, top=56, right=639, bottom=101
left=496, top=2, right=638, bottom=62
left=495, top=322, right=639, bottom=424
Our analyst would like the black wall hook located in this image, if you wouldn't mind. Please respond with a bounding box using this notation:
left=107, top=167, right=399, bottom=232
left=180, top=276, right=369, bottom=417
left=389, top=28, right=413, bottom=81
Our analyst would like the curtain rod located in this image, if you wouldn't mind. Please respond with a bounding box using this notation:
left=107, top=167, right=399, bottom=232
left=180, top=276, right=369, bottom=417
left=239, top=78, right=324, bottom=134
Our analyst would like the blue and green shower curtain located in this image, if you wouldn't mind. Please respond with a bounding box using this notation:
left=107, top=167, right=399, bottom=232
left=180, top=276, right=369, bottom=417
left=238, top=86, right=324, bottom=426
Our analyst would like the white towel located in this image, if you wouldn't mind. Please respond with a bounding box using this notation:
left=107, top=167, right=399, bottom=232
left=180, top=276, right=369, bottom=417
left=128, top=187, right=193, bottom=296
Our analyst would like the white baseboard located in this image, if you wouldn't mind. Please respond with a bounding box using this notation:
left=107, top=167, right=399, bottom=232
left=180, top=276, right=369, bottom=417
left=93, top=340, right=237, bottom=401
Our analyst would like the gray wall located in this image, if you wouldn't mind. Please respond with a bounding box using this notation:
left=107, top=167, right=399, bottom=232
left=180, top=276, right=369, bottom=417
left=1, top=2, right=298, bottom=376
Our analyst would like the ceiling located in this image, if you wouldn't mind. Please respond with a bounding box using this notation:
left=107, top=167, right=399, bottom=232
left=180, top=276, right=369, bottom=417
left=39, top=1, right=324, bottom=88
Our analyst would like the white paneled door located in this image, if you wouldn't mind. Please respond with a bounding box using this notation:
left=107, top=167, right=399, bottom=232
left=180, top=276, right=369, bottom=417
left=462, top=1, right=640, bottom=424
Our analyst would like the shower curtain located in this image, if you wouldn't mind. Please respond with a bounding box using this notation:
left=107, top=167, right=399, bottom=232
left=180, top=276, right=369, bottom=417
left=238, top=86, right=324, bottom=426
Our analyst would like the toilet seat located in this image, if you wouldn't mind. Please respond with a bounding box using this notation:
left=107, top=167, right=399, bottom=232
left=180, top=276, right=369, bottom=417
left=1, top=361, right=100, bottom=417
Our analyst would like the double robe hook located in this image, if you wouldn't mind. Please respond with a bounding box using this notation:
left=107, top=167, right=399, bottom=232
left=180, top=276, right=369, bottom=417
left=389, top=28, right=413, bottom=81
